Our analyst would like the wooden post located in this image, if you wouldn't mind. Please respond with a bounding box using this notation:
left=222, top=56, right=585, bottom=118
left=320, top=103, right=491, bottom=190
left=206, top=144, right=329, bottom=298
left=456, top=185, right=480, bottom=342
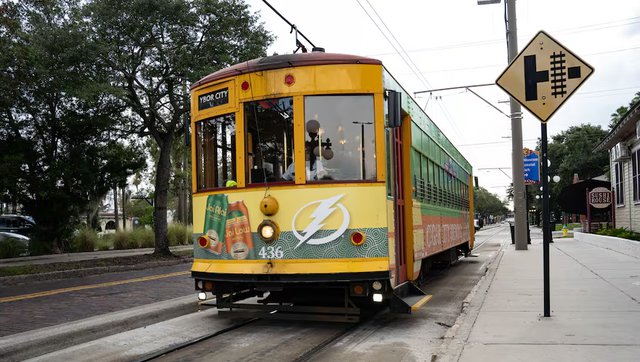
left=586, top=188, right=591, bottom=233
left=611, top=189, right=616, bottom=228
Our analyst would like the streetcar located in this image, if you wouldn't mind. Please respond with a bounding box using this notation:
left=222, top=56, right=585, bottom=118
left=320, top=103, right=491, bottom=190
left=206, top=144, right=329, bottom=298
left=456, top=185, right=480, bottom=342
left=190, top=49, right=474, bottom=321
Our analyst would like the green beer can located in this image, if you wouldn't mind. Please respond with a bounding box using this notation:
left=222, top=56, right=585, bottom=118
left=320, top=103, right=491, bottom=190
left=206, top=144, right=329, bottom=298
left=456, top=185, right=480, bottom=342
left=200, top=194, right=228, bottom=255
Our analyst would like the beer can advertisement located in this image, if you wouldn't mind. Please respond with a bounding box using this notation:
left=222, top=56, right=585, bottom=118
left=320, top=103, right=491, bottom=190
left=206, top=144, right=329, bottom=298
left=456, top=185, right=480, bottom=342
left=197, top=195, right=255, bottom=260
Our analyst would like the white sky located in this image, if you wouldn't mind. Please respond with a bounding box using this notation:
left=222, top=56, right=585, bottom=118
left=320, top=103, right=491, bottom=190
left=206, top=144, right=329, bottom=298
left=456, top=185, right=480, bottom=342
left=245, top=0, right=640, bottom=205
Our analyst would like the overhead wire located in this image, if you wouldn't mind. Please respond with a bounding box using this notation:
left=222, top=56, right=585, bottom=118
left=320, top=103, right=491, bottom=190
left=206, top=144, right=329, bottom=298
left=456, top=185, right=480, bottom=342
left=368, top=16, right=640, bottom=57
left=356, top=0, right=466, bottom=143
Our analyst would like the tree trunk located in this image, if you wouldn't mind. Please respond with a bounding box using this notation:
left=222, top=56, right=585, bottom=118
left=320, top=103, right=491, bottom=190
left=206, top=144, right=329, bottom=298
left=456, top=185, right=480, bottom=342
left=121, top=186, right=126, bottom=230
left=113, top=184, right=119, bottom=231
left=154, top=135, right=173, bottom=256
left=176, top=161, right=184, bottom=224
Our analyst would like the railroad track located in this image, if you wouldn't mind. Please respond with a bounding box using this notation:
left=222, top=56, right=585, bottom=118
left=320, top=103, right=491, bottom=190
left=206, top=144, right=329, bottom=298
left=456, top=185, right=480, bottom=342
left=139, top=312, right=363, bottom=362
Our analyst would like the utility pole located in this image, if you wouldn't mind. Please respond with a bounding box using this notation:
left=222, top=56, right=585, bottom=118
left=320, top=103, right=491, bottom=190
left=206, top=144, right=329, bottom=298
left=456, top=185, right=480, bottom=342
left=506, top=0, right=527, bottom=250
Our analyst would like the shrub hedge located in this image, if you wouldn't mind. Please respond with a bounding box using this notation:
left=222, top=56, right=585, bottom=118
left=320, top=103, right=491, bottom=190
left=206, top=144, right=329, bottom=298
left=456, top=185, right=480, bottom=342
left=71, top=228, right=99, bottom=252
left=596, top=227, right=640, bottom=241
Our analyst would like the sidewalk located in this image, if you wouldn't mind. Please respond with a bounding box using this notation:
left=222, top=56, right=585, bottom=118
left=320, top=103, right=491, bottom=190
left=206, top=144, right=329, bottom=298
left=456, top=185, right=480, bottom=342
left=445, top=228, right=640, bottom=361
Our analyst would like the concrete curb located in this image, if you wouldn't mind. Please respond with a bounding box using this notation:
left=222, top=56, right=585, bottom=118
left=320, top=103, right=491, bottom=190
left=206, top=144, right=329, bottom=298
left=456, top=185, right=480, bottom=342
left=574, top=231, right=640, bottom=258
left=0, top=295, right=199, bottom=362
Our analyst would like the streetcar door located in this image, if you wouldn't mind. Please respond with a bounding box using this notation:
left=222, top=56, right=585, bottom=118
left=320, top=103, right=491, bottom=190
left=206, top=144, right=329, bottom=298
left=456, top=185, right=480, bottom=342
left=388, top=91, right=407, bottom=284
left=392, top=127, right=407, bottom=283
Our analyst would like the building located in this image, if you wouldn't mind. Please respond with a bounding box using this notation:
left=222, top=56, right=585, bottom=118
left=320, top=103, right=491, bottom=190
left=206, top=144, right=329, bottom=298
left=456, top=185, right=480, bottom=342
left=595, top=101, right=640, bottom=232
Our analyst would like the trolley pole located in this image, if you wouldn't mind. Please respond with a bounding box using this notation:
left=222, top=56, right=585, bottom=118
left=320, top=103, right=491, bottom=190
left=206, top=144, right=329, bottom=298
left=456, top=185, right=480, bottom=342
left=506, top=0, right=527, bottom=250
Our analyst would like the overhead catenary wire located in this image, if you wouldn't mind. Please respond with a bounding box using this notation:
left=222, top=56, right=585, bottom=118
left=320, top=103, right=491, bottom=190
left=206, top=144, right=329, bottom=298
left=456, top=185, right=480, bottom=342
left=356, top=0, right=466, bottom=142
left=359, top=0, right=432, bottom=89
left=367, top=16, right=640, bottom=57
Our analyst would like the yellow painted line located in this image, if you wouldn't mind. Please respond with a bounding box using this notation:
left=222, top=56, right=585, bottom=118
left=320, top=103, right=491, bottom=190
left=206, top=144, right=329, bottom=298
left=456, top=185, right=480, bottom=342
left=0, top=271, right=190, bottom=303
left=411, top=294, right=433, bottom=312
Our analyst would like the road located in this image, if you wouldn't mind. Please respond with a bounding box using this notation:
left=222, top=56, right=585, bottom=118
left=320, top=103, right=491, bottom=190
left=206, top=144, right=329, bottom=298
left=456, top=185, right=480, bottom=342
left=23, top=225, right=509, bottom=361
left=0, top=262, right=193, bottom=337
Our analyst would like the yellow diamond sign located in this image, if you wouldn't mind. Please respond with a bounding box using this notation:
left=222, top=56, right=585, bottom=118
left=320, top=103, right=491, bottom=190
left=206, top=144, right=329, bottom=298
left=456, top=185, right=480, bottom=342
left=496, top=31, right=594, bottom=123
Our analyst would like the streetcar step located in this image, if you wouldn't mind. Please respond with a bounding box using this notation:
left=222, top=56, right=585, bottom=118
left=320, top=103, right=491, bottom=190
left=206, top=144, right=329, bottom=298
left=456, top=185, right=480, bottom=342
left=389, top=282, right=432, bottom=313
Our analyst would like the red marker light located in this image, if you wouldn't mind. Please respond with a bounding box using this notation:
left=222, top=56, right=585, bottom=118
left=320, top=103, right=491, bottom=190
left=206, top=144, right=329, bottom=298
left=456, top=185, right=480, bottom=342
left=198, top=236, right=209, bottom=248
left=241, top=81, right=250, bottom=91
left=284, top=74, right=295, bottom=86
left=350, top=231, right=366, bottom=246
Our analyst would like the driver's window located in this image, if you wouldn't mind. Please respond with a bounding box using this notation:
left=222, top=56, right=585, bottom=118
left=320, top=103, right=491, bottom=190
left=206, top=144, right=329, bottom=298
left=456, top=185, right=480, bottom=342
left=304, top=95, right=376, bottom=181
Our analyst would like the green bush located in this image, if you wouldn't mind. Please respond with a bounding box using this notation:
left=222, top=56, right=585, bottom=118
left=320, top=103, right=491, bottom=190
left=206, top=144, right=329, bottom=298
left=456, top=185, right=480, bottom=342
left=96, top=235, right=112, bottom=251
left=71, top=228, right=98, bottom=252
left=132, top=228, right=154, bottom=248
left=167, top=223, right=190, bottom=246
left=596, top=227, right=640, bottom=241
left=113, top=231, right=139, bottom=250
left=0, top=238, right=28, bottom=258
left=185, top=225, right=193, bottom=245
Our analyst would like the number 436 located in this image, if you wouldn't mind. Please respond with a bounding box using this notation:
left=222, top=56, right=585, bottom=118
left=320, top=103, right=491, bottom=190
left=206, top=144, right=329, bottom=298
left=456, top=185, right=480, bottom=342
left=258, top=246, right=283, bottom=259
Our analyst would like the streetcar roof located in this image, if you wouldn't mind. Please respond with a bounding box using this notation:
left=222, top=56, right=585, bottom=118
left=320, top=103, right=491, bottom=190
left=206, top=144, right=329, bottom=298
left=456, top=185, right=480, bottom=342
left=192, top=52, right=382, bottom=89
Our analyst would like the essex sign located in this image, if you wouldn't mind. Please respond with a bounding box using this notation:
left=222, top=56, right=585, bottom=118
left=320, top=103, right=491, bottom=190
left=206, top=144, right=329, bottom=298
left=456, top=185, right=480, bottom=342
left=589, top=187, right=612, bottom=209
left=496, top=31, right=594, bottom=123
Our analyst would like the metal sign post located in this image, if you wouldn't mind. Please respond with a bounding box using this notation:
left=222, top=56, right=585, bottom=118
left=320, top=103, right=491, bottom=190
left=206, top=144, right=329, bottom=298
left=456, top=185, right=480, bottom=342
left=496, top=30, right=594, bottom=318
left=540, top=124, right=551, bottom=317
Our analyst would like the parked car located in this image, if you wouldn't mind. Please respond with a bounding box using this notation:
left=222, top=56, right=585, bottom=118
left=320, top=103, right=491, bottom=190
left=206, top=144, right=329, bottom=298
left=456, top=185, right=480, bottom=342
left=0, top=214, right=35, bottom=237
left=0, top=231, right=30, bottom=257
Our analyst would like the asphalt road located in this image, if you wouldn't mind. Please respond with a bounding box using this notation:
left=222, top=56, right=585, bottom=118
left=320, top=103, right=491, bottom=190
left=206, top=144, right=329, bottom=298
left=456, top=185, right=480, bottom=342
left=0, top=262, right=193, bottom=337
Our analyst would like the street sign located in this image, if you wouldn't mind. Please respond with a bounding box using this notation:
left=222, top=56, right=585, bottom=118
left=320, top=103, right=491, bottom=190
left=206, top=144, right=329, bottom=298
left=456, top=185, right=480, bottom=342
left=523, top=148, right=540, bottom=184
left=589, top=187, right=612, bottom=208
left=496, top=31, right=594, bottom=123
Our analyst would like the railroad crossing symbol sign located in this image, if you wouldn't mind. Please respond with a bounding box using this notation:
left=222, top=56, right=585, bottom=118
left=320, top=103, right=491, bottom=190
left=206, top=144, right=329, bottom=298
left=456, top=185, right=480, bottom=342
left=496, top=31, right=594, bottom=123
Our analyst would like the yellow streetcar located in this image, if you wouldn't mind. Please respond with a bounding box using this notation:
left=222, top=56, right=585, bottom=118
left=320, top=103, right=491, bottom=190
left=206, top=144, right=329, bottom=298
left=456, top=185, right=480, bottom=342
left=190, top=49, right=474, bottom=321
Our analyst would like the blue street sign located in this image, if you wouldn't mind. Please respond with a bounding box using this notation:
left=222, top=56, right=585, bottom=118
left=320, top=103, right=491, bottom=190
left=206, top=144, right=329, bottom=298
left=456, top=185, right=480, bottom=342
left=524, top=151, right=540, bottom=184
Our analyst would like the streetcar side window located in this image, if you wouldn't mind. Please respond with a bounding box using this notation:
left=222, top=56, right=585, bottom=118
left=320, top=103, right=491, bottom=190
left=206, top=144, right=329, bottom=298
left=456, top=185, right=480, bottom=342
left=304, top=95, right=376, bottom=181
left=244, top=97, right=294, bottom=184
left=194, top=114, right=236, bottom=191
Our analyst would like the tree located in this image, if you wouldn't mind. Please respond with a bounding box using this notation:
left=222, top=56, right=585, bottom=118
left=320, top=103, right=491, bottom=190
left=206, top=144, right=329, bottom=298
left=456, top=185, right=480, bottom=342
left=545, top=124, right=609, bottom=216
left=84, top=0, right=273, bottom=255
left=474, top=187, right=509, bottom=219
left=0, top=0, right=145, bottom=252
left=609, top=91, right=640, bottom=130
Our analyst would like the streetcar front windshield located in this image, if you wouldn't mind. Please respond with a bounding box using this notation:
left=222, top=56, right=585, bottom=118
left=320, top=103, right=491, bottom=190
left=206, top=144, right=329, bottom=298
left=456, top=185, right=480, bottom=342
left=304, top=95, right=376, bottom=181
left=194, top=114, right=236, bottom=191
left=244, top=97, right=294, bottom=184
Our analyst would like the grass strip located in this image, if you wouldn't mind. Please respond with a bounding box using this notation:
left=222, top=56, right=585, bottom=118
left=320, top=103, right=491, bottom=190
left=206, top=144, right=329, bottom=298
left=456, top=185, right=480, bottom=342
left=0, top=250, right=193, bottom=277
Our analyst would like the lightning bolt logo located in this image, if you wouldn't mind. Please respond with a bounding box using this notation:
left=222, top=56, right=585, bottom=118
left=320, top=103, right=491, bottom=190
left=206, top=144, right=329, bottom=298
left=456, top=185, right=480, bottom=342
left=291, top=194, right=350, bottom=249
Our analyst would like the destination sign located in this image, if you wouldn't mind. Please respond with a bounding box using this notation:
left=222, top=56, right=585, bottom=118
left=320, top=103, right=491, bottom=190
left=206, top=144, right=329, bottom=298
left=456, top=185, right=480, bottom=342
left=198, top=88, right=229, bottom=111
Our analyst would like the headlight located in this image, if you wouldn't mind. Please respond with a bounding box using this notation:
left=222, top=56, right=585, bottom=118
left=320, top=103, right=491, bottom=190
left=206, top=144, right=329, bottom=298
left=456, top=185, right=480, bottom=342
left=372, top=293, right=383, bottom=303
left=198, top=292, right=207, bottom=301
left=258, top=220, right=280, bottom=244
left=372, top=281, right=383, bottom=291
